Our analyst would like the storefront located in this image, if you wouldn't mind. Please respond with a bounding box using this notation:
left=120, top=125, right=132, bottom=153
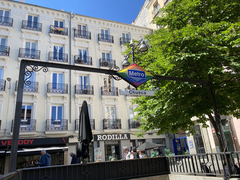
left=0, top=137, right=68, bottom=174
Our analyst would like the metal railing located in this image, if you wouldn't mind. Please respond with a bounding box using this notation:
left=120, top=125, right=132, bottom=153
left=99, top=58, right=116, bottom=68
left=11, top=119, right=36, bottom=132
left=0, top=45, right=10, bottom=56
left=4, top=157, right=169, bottom=180
left=128, top=119, right=142, bottom=129
left=15, top=81, right=39, bottom=92
left=98, top=34, right=114, bottom=43
left=21, top=20, right=42, bottom=31
left=48, top=52, right=68, bottom=63
left=75, top=85, right=94, bottom=95
left=101, top=86, right=118, bottom=96
left=18, top=48, right=40, bottom=59
left=103, top=119, right=121, bottom=129
left=47, top=83, right=68, bottom=94
left=74, top=55, right=92, bottom=65
left=120, top=37, right=131, bottom=45
left=49, top=25, right=68, bottom=36
left=46, top=119, right=68, bottom=131
left=75, top=119, right=95, bottom=130
left=0, top=79, right=6, bottom=91
left=168, top=152, right=240, bottom=177
left=74, top=29, right=91, bottom=39
left=0, top=16, right=13, bottom=27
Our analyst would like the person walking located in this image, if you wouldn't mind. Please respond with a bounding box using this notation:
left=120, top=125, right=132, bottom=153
left=70, top=152, right=79, bottom=164
left=36, top=150, right=51, bottom=167
left=132, top=147, right=139, bottom=159
left=139, top=150, right=147, bottom=158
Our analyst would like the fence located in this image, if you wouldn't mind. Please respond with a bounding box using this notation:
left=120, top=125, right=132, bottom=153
left=168, top=151, right=240, bottom=177
left=1, top=157, right=169, bottom=180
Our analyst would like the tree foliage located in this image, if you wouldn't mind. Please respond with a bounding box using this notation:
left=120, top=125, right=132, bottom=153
left=123, top=0, right=240, bottom=149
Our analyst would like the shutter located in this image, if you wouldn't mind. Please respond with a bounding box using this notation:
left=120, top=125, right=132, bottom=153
left=51, top=106, right=56, bottom=120
left=0, top=68, right=3, bottom=79
left=33, top=16, right=38, bottom=28
left=102, top=53, right=105, bottom=60
left=54, top=20, right=58, bottom=27
left=27, top=15, right=32, bottom=27
left=4, top=11, right=10, bottom=17
left=1, top=38, right=6, bottom=46
left=83, top=50, right=87, bottom=62
left=57, top=106, right=63, bottom=120
left=59, top=46, right=63, bottom=60
left=79, top=49, right=82, bottom=60
left=60, top=21, right=64, bottom=28
left=0, top=10, right=3, bottom=17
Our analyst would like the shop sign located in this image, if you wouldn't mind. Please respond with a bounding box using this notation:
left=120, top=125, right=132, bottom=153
left=117, top=63, right=153, bottom=87
left=94, top=134, right=130, bottom=141
left=189, top=140, right=194, bottom=149
left=119, top=89, right=155, bottom=96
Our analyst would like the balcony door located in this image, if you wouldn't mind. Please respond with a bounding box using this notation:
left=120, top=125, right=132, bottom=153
left=78, top=25, right=87, bottom=35
left=103, top=77, right=113, bottom=92
left=25, top=42, right=37, bottom=58
left=52, top=73, right=64, bottom=90
left=0, top=10, right=10, bottom=23
left=53, top=46, right=64, bottom=60
left=105, top=106, right=115, bottom=120
left=51, top=106, right=63, bottom=124
left=0, top=68, right=3, bottom=80
left=78, top=49, right=88, bottom=62
left=79, top=75, right=88, bottom=90
left=21, top=105, right=32, bottom=120
left=122, top=33, right=130, bottom=41
left=24, top=71, right=35, bottom=89
left=102, top=52, right=111, bottom=62
left=101, top=29, right=109, bottom=40
left=0, top=38, right=6, bottom=53
left=27, top=15, right=38, bottom=28
left=54, top=20, right=64, bottom=28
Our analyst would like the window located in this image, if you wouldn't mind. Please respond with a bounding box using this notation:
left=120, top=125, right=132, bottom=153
left=105, top=106, right=115, bottom=119
left=103, top=77, right=113, bottom=92
left=101, top=29, right=110, bottom=39
left=78, top=24, right=87, bottom=34
left=0, top=38, right=6, bottom=47
left=78, top=49, right=88, bottom=62
left=51, top=106, right=63, bottom=125
left=53, top=46, right=64, bottom=60
left=129, top=107, right=137, bottom=120
left=25, top=42, right=37, bottom=57
left=52, top=73, right=64, bottom=90
left=27, top=15, right=38, bottom=28
left=153, top=1, right=160, bottom=16
left=0, top=10, right=10, bottom=23
left=122, top=33, right=130, bottom=41
left=79, top=75, right=89, bottom=88
left=54, top=20, right=64, bottom=28
left=0, top=68, right=3, bottom=80
left=102, top=52, right=111, bottom=61
left=21, top=105, right=32, bottom=120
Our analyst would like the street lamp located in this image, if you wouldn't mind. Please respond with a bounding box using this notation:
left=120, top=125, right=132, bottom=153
left=122, top=39, right=148, bottom=69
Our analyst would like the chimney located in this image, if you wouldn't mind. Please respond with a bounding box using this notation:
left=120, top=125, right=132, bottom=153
left=19, top=0, right=25, bottom=2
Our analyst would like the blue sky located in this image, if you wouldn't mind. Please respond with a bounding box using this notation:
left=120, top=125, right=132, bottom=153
left=19, top=0, right=146, bottom=24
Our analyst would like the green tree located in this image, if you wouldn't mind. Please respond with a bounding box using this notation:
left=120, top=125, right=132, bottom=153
left=124, top=0, right=240, bottom=152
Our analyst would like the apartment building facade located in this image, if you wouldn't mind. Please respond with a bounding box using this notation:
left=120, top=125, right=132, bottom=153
left=0, top=0, right=172, bottom=174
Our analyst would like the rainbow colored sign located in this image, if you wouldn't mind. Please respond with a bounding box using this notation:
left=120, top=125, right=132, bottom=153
left=117, top=63, right=153, bottom=87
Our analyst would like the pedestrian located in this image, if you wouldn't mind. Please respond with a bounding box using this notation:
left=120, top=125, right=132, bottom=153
left=132, top=147, right=139, bottom=159
left=139, top=150, right=147, bottom=158
left=70, top=152, right=79, bottom=164
left=36, top=149, right=51, bottom=167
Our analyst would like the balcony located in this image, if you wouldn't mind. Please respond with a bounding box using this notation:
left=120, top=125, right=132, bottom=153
left=98, top=34, right=114, bottom=43
left=0, top=46, right=10, bottom=57
left=11, top=119, right=36, bottom=134
left=74, top=29, right=91, bottom=40
left=103, top=119, right=121, bottom=129
left=15, top=81, right=38, bottom=92
left=101, top=87, right=118, bottom=96
left=120, top=37, right=131, bottom=45
left=128, top=119, right=142, bottom=129
left=21, top=20, right=42, bottom=32
left=75, top=85, right=94, bottom=95
left=45, top=119, right=68, bottom=134
left=47, top=83, right=68, bottom=94
left=99, top=58, right=116, bottom=68
left=18, top=48, right=40, bottom=60
left=74, top=55, right=92, bottom=65
left=0, top=80, right=6, bottom=91
left=0, top=16, right=13, bottom=27
left=48, top=52, right=68, bottom=63
left=49, top=25, right=68, bottom=36
left=75, top=119, right=95, bottom=131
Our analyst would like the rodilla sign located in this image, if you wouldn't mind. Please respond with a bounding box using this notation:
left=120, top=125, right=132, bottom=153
left=117, top=63, right=153, bottom=87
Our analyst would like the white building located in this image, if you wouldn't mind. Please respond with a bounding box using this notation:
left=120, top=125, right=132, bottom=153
left=0, top=0, right=169, bottom=174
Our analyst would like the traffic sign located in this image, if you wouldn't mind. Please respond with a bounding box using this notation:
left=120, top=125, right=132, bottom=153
left=119, top=89, right=155, bottom=96
left=117, top=63, right=153, bottom=87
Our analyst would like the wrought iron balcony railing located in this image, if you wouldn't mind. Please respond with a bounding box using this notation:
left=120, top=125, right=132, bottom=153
left=0, top=46, right=10, bottom=56
left=120, top=37, right=131, bottom=45
left=75, top=85, right=94, bottom=95
left=98, top=34, right=114, bottom=43
left=18, top=48, right=40, bottom=59
left=74, top=30, right=91, bottom=39
left=99, top=58, right=116, bottom=68
left=75, top=119, right=95, bottom=130
left=103, top=119, right=121, bottom=129
left=0, top=16, right=13, bottom=27
left=128, top=119, right=142, bottom=129
left=47, top=83, right=68, bottom=94
left=49, top=25, right=68, bottom=36
left=74, top=55, right=92, bottom=65
left=11, top=119, right=36, bottom=132
left=21, top=20, right=42, bottom=32
left=0, top=80, right=6, bottom=91
left=15, top=81, right=39, bottom=92
left=101, top=86, right=118, bottom=96
left=48, top=52, right=68, bottom=63
left=46, top=119, right=68, bottom=131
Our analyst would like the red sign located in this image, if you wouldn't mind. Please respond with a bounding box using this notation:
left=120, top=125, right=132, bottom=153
left=212, top=130, right=215, bottom=133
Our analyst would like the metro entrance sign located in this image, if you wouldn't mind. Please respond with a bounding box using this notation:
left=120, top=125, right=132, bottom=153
left=117, top=63, right=153, bottom=87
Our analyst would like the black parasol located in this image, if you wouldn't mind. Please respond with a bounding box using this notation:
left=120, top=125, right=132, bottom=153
left=137, top=142, right=164, bottom=151
left=77, top=101, right=93, bottom=160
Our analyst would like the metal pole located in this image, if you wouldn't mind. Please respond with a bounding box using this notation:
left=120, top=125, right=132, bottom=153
left=9, top=61, right=26, bottom=172
left=132, top=47, right=135, bottom=64
left=207, top=82, right=232, bottom=178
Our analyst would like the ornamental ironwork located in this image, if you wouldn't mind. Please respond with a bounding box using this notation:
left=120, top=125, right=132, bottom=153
left=24, top=65, right=48, bottom=86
